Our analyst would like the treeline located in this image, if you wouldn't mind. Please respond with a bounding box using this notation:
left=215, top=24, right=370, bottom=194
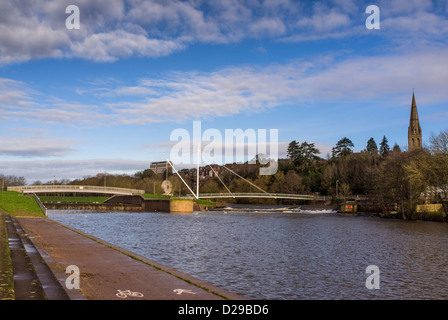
left=283, top=130, right=447, bottom=219
left=54, top=128, right=447, bottom=218
left=0, top=174, right=27, bottom=191
left=196, top=129, right=448, bottom=218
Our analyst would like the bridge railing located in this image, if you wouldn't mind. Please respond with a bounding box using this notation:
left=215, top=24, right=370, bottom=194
left=7, top=185, right=145, bottom=195
left=192, top=193, right=332, bottom=200
left=29, top=193, right=47, bottom=216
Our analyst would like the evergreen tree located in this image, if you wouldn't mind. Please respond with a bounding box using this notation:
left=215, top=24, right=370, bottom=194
left=380, top=135, right=390, bottom=157
left=296, top=142, right=320, bottom=166
left=287, top=140, right=320, bottom=166
left=392, top=143, right=401, bottom=152
left=287, top=140, right=300, bottom=162
left=366, top=137, right=378, bottom=154
left=332, top=137, right=354, bottom=159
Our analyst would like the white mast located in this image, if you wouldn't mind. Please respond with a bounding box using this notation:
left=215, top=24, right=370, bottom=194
left=197, top=144, right=200, bottom=199
left=166, top=160, right=198, bottom=199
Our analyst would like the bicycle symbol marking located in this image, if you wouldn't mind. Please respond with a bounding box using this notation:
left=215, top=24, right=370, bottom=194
left=173, top=288, right=196, bottom=295
left=116, top=289, right=144, bottom=299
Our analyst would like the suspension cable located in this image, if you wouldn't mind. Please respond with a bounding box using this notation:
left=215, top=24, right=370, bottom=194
left=166, top=160, right=198, bottom=199
left=221, top=165, right=270, bottom=194
left=207, top=165, right=235, bottom=198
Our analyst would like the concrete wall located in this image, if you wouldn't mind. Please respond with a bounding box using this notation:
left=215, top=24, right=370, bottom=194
left=49, top=195, right=195, bottom=213
left=105, top=195, right=144, bottom=205
left=142, top=199, right=194, bottom=213
left=44, top=203, right=142, bottom=211
left=143, top=200, right=171, bottom=212
left=105, top=195, right=171, bottom=212
left=169, top=200, right=194, bottom=213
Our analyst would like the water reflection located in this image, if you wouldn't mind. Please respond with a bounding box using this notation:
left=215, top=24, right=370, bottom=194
left=49, top=210, right=448, bottom=300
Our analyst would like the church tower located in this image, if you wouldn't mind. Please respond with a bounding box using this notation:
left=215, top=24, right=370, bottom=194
left=408, top=92, right=422, bottom=151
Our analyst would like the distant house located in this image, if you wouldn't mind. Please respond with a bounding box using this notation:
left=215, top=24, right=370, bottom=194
left=187, top=165, right=222, bottom=179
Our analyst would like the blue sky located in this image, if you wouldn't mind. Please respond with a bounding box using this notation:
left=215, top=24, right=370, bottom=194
left=1, top=0, right=448, bottom=182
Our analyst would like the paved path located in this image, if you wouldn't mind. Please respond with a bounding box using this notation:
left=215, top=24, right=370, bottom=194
left=16, top=217, right=244, bottom=300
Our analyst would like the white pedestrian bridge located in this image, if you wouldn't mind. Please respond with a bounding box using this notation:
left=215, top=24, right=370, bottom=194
left=7, top=185, right=145, bottom=196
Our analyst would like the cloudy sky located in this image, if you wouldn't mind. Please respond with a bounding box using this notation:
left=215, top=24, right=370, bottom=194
left=1, top=0, right=448, bottom=183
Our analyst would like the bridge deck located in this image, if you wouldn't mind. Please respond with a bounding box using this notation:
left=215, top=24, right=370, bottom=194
left=194, top=193, right=332, bottom=200
left=7, top=186, right=335, bottom=201
left=7, top=185, right=145, bottom=196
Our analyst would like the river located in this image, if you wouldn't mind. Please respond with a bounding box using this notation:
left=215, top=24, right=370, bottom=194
left=48, top=208, right=448, bottom=300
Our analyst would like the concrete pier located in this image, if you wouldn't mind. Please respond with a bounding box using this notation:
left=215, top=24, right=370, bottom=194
left=8, top=216, right=244, bottom=300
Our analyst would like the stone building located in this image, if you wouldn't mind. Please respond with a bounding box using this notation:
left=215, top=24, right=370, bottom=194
left=150, top=161, right=172, bottom=175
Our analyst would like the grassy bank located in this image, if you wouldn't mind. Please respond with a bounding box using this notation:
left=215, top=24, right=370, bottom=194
left=195, top=199, right=216, bottom=207
left=0, top=191, right=45, bottom=217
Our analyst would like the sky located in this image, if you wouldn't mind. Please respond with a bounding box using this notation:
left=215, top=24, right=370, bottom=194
left=1, top=0, right=448, bottom=183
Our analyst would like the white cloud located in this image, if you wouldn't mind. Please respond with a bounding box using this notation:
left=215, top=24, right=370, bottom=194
left=382, top=11, right=448, bottom=35
left=3, top=46, right=448, bottom=126
left=249, top=17, right=287, bottom=37
left=382, top=0, right=433, bottom=14
left=298, top=49, right=448, bottom=104
left=296, top=8, right=351, bottom=32
left=0, top=78, right=117, bottom=125
left=68, top=30, right=185, bottom=62
left=78, top=47, right=448, bottom=124
left=0, top=159, right=148, bottom=182
left=2, top=0, right=445, bottom=64
left=0, top=126, right=76, bottom=158
left=0, top=136, right=75, bottom=158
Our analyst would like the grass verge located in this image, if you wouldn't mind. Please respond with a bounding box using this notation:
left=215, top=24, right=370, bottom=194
left=0, top=191, right=45, bottom=217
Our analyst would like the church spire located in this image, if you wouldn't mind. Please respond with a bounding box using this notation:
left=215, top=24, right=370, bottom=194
left=410, top=92, right=419, bottom=123
left=408, top=91, right=422, bottom=151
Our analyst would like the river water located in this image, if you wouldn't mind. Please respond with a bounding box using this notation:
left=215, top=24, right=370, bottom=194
left=48, top=208, right=448, bottom=300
